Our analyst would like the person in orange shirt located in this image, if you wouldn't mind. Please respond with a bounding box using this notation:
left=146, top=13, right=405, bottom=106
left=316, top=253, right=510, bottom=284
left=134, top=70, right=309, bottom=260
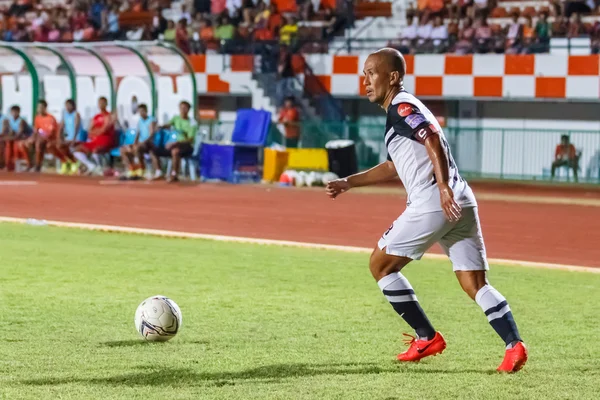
left=26, top=99, right=60, bottom=172
left=551, top=135, right=578, bottom=182
left=277, top=96, right=300, bottom=148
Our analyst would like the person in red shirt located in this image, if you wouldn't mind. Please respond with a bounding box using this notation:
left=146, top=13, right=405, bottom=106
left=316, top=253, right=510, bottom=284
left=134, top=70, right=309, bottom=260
left=277, top=96, right=300, bottom=148
left=73, top=96, right=116, bottom=175
left=551, top=134, right=578, bottom=182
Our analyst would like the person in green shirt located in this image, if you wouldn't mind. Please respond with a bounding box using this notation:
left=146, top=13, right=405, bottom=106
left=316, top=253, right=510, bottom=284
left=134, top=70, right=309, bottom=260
left=151, top=101, right=196, bottom=182
left=215, top=15, right=235, bottom=41
left=163, top=20, right=176, bottom=42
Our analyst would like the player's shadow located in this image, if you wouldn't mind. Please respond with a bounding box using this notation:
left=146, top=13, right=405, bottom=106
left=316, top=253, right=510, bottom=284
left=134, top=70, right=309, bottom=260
left=101, top=340, right=154, bottom=348
left=22, top=362, right=488, bottom=387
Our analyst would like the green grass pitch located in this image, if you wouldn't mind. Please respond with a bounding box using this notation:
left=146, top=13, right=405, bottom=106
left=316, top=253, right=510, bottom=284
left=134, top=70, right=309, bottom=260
left=0, top=223, right=598, bottom=400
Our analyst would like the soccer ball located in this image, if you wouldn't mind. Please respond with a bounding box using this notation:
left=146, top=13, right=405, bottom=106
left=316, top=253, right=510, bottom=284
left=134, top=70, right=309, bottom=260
left=134, top=295, right=182, bottom=342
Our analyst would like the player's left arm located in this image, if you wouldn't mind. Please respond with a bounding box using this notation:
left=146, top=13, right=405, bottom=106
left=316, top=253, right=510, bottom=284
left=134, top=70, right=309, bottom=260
left=423, top=133, right=461, bottom=222
left=393, top=103, right=461, bottom=221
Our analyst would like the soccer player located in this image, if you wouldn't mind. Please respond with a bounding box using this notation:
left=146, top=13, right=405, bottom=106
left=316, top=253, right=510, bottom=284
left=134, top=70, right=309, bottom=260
left=0, top=105, right=31, bottom=171
left=73, top=97, right=116, bottom=175
left=325, top=48, right=527, bottom=373
left=30, top=100, right=60, bottom=172
left=57, top=99, right=83, bottom=175
left=120, top=103, right=158, bottom=180
left=153, top=100, right=196, bottom=182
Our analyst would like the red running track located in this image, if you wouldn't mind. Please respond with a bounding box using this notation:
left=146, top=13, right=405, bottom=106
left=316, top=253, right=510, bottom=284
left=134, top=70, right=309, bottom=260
left=1, top=174, right=599, bottom=268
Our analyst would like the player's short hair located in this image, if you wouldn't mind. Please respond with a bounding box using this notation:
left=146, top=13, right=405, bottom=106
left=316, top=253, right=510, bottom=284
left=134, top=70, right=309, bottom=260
left=10, top=105, right=20, bottom=112
left=38, top=99, right=48, bottom=107
left=138, top=103, right=148, bottom=111
left=285, top=96, right=295, bottom=104
left=561, top=134, right=569, bottom=141
left=66, top=99, right=76, bottom=108
left=98, top=96, right=108, bottom=103
left=180, top=101, right=191, bottom=109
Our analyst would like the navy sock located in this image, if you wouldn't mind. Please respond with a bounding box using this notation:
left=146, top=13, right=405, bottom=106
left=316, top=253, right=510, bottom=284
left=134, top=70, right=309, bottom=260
left=378, top=272, right=436, bottom=340
left=475, top=285, right=522, bottom=347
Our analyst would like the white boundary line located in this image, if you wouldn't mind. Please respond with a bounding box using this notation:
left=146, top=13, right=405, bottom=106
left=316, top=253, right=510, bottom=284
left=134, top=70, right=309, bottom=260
left=1, top=216, right=598, bottom=273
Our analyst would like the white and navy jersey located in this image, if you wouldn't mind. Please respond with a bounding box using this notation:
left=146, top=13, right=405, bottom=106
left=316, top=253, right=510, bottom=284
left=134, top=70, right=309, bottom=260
left=385, top=90, right=477, bottom=213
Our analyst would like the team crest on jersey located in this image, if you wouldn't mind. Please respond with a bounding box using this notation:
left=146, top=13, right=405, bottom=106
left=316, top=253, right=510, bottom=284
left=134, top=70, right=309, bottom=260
left=405, top=113, right=428, bottom=129
left=397, top=103, right=414, bottom=117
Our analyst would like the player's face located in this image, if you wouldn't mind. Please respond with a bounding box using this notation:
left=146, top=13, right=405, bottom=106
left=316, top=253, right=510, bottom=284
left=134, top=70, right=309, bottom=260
left=138, top=107, right=148, bottom=118
left=10, top=109, right=19, bottom=118
left=362, top=56, right=389, bottom=105
left=98, top=98, right=107, bottom=111
left=65, top=102, right=73, bottom=112
left=37, top=103, right=46, bottom=114
left=179, top=103, right=190, bottom=117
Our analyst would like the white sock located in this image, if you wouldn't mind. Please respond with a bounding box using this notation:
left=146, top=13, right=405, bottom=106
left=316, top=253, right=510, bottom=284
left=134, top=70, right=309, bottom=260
left=73, top=152, right=95, bottom=170
left=91, top=153, right=102, bottom=168
left=475, top=285, right=522, bottom=348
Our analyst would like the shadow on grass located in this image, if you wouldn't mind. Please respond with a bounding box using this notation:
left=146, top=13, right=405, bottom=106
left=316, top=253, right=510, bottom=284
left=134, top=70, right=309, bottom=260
left=101, top=340, right=154, bottom=348
left=22, top=362, right=491, bottom=387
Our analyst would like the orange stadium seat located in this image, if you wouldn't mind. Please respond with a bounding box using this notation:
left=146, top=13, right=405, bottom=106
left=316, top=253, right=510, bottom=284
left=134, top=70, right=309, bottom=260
left=523, top=7, right=537, bottom=17
left=491, top=7, right=507, bottom=18
left=118, top=11, right=155, bottom=30
left=355, top=1, right=393, bottom=18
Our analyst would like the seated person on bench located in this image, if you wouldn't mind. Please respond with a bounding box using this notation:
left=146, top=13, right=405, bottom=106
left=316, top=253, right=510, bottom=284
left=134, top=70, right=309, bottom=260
left=551, top=134, right=578, bottom=182
left=120, top=103, right=158, bottom=180
left=152, top=100, right=196, bottom=182
left=0, top=105, right=31, bottom=171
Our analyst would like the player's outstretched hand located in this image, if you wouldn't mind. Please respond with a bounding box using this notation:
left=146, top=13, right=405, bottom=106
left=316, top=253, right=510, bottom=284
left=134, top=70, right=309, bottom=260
left=326, top=178, right=351, bottom=199
left=439, top=184, right=462, bottom=222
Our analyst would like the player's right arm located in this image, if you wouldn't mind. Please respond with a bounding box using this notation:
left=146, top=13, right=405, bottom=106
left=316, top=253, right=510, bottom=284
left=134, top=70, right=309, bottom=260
left=326, top=160, right=397, bottom=199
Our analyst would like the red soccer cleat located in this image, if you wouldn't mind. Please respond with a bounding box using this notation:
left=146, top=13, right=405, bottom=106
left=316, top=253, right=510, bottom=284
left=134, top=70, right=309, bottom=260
left=397, top=332, right=447, bottom=362
left=497, top=342, right=528, bottom=373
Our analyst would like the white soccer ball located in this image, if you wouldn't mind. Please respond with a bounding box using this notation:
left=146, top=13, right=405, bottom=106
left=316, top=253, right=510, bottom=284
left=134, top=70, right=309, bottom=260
left=134, top=295, right=182, bottom=342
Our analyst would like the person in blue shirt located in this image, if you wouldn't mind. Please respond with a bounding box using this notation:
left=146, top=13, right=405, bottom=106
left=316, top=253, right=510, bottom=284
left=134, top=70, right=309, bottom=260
left=120, top=103, right=157, bottom=180
left=57, top=99, right=83, bottom=175
left=0, top=105, right=31, bottom=171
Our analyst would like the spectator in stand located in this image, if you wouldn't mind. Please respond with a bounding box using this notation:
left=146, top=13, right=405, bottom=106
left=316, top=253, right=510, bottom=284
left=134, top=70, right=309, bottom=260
left=565, top=0, right=593, bottom=18
left=592, top=21, right=600, bottom=54
left=254, top=1, right=270, bottom=29
left=198, top=19, right=215, bottom=51
left=277, top=46, right=295, bottom=106
left=473, top=0, right=489, bottom=18
left=521, top=16, right=536, bottom=53
left=415, top=14, right=433, bottom=53
left=164, top=20, right=176, bottom=41
left=568, top=13, right=587, bottom=37
left=31, top=9, right=47, bottom=30
left=180, top=4, right=192, bottom=24
left=277, top=96, right=300, bottom=148
left=505, top=12, right=523, bottom=54
left=426, top=0, right=445, bottom=17
left=71, top=6, right=88, bottom=31
left=191, top=12, right=203, bottom=32
left=152, top=8, right=168, bottom=39
left=553, top=16, right=569, bottom=37
left=454, top=17, right=475, bottom=54
left=398, top=14, right=417, bottom=53
left=430, top=15, right=448, bottom=53
left=48, top=22, right=61, bottom=42
left=212, top=0, right=227, bottom=16
left=322, top=7, right=342, bottom=40
left=215, top=15, right=235, bottom=41
left=268, top=3, right=282, bottom=37
left=89, top=0, right=106, bottom=30
left=535, top=12, right=551, bottom=44
left=104, top=4, right=121, bottom=40
left=279, top=16, right=298, bottom=46
left=551, top=134, right=578, bottom=182
left=176, top=18, right=191, bottom=54
left=474, top=15, right=492, bottom=53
